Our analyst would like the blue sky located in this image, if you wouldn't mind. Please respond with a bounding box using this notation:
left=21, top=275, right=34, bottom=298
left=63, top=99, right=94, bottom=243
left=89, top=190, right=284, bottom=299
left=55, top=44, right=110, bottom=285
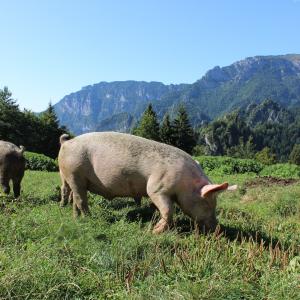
left=1, top=0, right=300, bottom=111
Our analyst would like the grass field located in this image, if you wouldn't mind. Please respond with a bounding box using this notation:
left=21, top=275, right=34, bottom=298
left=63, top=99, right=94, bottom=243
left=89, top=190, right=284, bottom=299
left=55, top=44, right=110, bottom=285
left=0, top=170, right=299, bottom=299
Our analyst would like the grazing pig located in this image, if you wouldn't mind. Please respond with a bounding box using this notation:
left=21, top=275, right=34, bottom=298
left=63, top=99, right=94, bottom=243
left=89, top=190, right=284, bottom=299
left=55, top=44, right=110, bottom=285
left=58, top=132, right=237, bottom=233
left=0, top=141, right=25, bottom=197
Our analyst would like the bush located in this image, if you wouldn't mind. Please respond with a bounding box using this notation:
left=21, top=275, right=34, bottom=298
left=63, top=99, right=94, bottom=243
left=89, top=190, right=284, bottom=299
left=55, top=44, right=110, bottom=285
left=194, top=156, right=264, bottom=175
left=24, top=152, right=58, bottom=172
left=289, top=144, right=300, bottom=165
left=255, top=147, right=277, bottom=165
left=259, top=163, right=300, bottom=179
left=192, top=145, right=206, bottom=156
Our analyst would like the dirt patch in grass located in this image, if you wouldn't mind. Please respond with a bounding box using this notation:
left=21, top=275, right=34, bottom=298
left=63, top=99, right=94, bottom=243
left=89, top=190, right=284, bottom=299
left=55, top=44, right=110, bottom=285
left=245, top=176, right=300, bottom=188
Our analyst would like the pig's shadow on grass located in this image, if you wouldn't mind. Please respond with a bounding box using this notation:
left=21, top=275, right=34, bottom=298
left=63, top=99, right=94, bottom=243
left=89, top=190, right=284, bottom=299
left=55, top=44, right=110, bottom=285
left=106, top=198, right=138, bottom=210
left=125, top=204, right=291, bottom=251
left=126, top=203, right=157, bottom=223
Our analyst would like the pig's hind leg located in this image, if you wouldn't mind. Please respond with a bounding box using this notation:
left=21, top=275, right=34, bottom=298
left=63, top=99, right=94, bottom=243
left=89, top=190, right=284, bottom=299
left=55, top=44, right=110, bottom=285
left=60, top=177, right=72, bottom=207
left=68, top=175, right=90, bottom=217
left=68, top=190, right=73, bottom=204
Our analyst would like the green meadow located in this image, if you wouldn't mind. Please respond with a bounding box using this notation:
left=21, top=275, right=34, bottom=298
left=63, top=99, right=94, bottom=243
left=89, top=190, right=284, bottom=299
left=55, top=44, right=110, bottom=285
left=0, top=170, right=299, bottom=299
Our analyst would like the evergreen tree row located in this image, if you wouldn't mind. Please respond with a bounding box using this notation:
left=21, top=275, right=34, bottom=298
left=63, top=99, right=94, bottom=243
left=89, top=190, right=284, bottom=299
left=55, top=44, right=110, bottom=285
left=2, top=86, right=300, bottom=165
left=132, top=104, right=196, bottom=154
left=197, top=110, right=300, bottom=164
left=0, top=87, right=68, bottom=158
left=132, top=102, right=300, bottom=165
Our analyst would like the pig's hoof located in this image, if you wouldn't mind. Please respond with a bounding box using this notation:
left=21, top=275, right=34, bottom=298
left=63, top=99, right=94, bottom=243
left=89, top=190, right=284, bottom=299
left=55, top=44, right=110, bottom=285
left=152, top=220, right=169, bottom=234
left=82, top=212, right=91, bottom=217
left=73, top=212, right=80, bottom=218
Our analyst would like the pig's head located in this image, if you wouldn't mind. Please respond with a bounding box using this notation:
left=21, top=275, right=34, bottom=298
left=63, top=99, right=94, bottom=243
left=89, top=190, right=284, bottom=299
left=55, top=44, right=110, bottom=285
left=191, top=182, right=237, bottom=233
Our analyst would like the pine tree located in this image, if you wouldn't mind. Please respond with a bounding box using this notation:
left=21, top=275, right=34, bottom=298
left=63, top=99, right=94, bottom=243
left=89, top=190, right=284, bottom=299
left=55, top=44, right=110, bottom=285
left=133, top=104, right=160, bottom=141
left=160, top=113, right=175, bottom=145
left=0, top=89, right=68, bottom=158
left=255, top=147, right=277, bottom=165
left=39, top=103, right=66, bottom=158
left=0, top=87, right=23, bottom=143
left=40, top=103, right=60, bottom=127
left=173, top=105, right=196, bottom=154
left=289, top=144, right=300, bottom=165
left=0, top=86, right=18, bottom=107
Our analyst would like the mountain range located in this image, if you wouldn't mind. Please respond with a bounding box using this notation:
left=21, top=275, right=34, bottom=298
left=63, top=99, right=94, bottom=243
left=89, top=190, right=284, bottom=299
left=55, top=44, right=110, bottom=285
left=53, top=54, right=300, bottom=134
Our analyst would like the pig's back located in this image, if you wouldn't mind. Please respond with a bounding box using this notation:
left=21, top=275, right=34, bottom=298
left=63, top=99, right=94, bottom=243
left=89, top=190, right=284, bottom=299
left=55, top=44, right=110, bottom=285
left=59, top=132, right=206, bottom=198
left=60, top=131, right=195, bottom=177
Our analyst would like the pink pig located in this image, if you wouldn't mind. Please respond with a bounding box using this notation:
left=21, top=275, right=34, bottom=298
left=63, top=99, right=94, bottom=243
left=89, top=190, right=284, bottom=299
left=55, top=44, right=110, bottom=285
left=58, top=132, right=237, bottom=233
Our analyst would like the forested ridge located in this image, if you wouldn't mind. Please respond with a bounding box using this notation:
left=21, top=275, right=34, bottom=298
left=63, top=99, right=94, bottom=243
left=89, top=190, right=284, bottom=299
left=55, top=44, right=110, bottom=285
left=0, top=87, right=68, bottom=158
left=197, top=99, right=300, bottom=162
left=53, top=54, right=300, bottom=134
left=133, top=100, right=300, bottom=163
left=1, top=86, right=300, bottom=164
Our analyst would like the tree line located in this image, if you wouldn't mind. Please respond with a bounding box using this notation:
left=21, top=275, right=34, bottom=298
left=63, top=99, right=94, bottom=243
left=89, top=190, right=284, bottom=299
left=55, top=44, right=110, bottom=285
left=1, top=86, right=300, bottom=165
left=196, top=110, right=300, bottom=165
left=133, top=103, right=300, bottom=165
left=132, top=104, right=197, bottom=154
left=0, top=87, right=68, bottom=158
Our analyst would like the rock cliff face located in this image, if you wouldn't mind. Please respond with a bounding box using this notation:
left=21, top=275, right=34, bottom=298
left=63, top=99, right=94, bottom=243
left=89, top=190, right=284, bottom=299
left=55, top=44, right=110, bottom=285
left=178, top=54, right=300, bottom=118
left=95, top=112, right=135, bottom=132
left=54, top=81, right=188, bottom=134
left=53, top=54, right=300, bottom=134
left=242, top=99, right=295, bottom=127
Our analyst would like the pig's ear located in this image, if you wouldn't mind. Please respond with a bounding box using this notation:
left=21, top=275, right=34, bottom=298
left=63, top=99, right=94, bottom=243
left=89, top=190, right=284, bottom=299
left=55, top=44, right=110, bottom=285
left=19, top=145, right=25, bottom=154
left=227, top=184, right=238, bottom=191
left=201, top=182, right=229, bottom=198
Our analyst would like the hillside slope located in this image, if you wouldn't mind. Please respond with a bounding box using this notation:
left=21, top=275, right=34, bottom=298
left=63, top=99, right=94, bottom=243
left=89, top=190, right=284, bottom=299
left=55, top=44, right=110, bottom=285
left=54, top=54, right=300, bottom=134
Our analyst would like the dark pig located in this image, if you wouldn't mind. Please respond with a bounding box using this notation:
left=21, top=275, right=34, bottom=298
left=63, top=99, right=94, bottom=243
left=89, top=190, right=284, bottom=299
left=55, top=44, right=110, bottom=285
left=0, top=141, right=25, bottom=197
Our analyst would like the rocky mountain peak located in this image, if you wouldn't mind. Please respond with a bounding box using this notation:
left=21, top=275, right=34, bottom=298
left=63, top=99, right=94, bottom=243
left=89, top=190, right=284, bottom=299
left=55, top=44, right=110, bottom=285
left=53, top=54, right=300, bottom=134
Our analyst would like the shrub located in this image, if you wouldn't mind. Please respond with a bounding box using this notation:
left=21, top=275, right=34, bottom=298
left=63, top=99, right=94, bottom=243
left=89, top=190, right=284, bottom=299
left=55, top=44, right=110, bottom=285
left=24, top=152, right=58, bottom=172
left=259, top=163, right=300, bottom=179
left=192, top=145, right=206, bottom=156
left=289, top=144, right=300, bottom=165
left=255, top=147, right=277, bottom=165
left=194, top=156, right=263, bottom=175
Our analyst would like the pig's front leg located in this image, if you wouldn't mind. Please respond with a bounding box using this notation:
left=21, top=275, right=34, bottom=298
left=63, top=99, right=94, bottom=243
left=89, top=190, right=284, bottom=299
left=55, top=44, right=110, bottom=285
left=13, top=177, right=22, bottom=198
left=0, top=176, right=10, bottom=195
left=149, top=193, right=174, bottom=234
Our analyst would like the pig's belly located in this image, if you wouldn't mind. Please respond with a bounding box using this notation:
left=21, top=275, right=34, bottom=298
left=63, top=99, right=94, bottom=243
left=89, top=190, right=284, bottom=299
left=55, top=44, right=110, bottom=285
left=87, top=171, right=148, bottom=199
